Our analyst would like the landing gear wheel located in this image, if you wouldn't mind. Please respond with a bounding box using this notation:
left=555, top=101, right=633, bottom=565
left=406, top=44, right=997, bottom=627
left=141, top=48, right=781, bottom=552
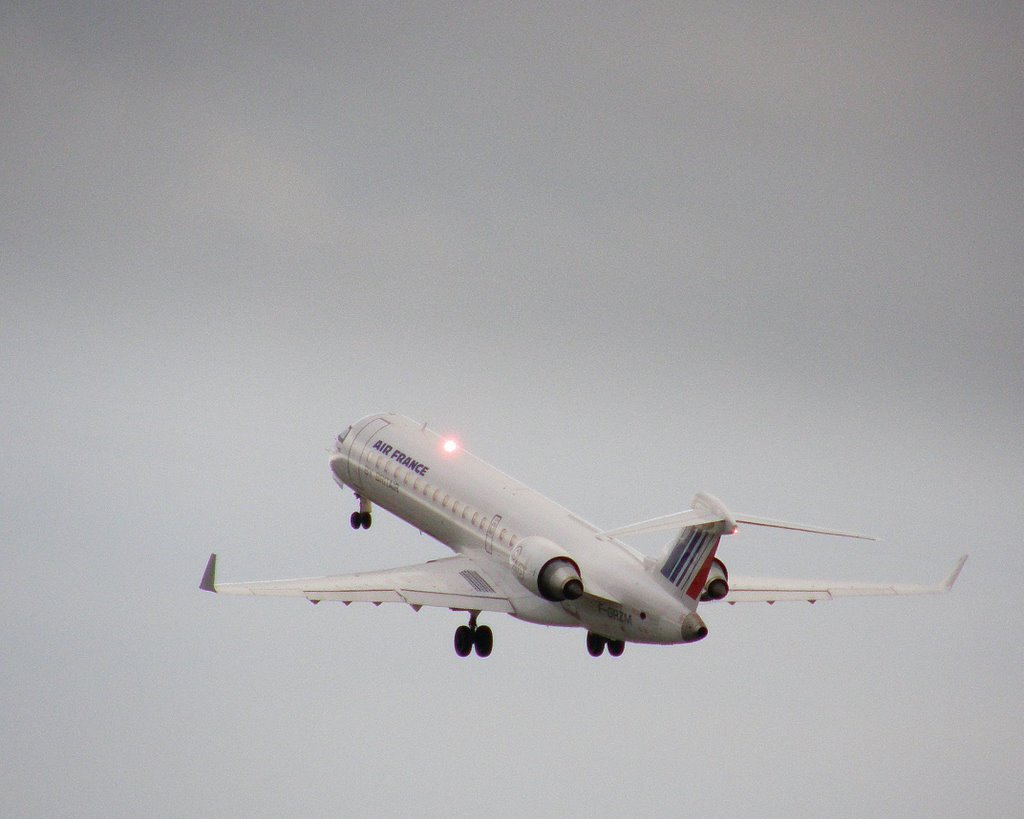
left=473, top=625, right=493, bottom=657
left=607, top=639, right=625, bottom=657
left=454, top=625, right=473, bottom=657
left=586, top=632, right=606, bottom=657
left=350, top=512, right=362, bottom=529
left=360, top=512, right=372, bottom=529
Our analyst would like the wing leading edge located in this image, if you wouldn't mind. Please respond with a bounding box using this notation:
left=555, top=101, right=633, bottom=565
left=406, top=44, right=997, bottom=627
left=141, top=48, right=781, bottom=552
left=200, top=553, right=516, bottom=614
left=717, top=554, right=968, bottom=604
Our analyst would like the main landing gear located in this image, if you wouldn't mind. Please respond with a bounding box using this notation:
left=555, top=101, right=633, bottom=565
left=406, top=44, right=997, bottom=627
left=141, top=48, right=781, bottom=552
left=454, top=612, right=493, bottom=658
left=350, top=496, right=372, bottom=529
left=586, top=632, right=625, bottom=657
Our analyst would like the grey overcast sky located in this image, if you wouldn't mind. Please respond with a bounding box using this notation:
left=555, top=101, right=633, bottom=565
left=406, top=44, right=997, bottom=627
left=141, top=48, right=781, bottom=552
left=2, top=2, right=1022, bottom=816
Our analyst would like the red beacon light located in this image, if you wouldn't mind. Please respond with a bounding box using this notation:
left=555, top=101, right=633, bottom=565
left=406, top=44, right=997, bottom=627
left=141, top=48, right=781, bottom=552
left=442, top=438, right=459, bottom=454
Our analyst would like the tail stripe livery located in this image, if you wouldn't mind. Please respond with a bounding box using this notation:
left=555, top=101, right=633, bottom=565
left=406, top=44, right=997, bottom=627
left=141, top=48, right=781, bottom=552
left=663, top=529, right=718, bottom=590
left=681, top=533, right=719, bottom=595
left=662, top=529, right=703, bottom=585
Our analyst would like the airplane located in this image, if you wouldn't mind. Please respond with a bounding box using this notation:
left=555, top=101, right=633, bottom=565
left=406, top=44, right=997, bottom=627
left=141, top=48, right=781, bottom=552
left=200, top=412, right=967, bottom=657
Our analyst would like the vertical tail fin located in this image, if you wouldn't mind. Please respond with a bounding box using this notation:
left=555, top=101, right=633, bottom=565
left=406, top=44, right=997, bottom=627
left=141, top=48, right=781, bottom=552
left=655, top=493, right=735, bottom=602
left=659, top=525, right=723, bottom=600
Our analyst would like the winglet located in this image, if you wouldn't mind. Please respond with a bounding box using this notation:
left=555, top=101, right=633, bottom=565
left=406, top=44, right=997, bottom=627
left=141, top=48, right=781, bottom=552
left=942, top=554, right=968, bottom=591
left=200, top=553, right=218, bottom=593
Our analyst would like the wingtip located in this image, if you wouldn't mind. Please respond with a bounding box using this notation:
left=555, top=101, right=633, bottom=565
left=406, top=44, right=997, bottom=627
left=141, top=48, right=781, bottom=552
left=943, top=554, right=968, bottom=591
left=200, top=553, right=218, bottom=593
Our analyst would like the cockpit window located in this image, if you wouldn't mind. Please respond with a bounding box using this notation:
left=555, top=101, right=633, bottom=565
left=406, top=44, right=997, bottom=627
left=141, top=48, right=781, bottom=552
left=337, top=426, right=352, bottom=444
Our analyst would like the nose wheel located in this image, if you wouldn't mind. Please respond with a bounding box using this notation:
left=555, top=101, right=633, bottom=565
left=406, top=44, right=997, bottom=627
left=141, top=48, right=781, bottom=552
left=454, top=613, right=492, bottom=657
left=350, top=511, right=371, bottom=529
left=350, top=496, right=372, bottom=529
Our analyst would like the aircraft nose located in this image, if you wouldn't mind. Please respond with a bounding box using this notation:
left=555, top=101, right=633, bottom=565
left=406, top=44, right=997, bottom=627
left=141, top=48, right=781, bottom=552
left=329, top=451, right=347, bottom=483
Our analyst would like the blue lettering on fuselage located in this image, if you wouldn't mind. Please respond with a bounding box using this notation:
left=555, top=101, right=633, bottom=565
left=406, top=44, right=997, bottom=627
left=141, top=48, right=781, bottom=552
left=372, top=439, right=430, bottom=476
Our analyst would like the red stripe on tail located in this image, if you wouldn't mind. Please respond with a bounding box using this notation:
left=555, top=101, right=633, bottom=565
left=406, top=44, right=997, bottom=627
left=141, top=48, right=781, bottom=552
left=685, top=544, right=720, bottom=601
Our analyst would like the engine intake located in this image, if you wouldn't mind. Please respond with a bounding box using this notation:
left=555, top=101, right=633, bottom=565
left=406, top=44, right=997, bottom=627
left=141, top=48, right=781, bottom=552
left=509, top=536, right=584, bottom=601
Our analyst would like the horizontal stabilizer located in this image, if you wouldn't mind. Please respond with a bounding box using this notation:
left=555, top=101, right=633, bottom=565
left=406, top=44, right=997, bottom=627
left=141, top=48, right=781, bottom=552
left=734, top=515, right=876, bottom=541
left=602, top=508, right=723, bottom=539
left=604, top=492, right=875, bottom=542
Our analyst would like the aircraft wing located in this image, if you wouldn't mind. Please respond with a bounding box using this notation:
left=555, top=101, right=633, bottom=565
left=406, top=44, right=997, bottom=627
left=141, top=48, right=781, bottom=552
left=200, top=553, right=517, bottom=613
left=716, top=555, right=967, bottom=603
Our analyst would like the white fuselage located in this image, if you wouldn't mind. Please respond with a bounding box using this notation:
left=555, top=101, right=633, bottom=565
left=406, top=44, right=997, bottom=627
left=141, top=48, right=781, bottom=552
left=329, top=413, right=700, bottom=644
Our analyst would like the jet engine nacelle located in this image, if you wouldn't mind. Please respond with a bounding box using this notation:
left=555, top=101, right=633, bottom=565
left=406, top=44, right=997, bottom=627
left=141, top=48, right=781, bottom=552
left=509, top=536, right=584, bottom=601
left=700, top=557, right=730, bottom=601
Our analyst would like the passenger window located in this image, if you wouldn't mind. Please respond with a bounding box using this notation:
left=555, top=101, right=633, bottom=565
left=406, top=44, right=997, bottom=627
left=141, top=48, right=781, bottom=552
left=452, top=501, right=462, bottom=516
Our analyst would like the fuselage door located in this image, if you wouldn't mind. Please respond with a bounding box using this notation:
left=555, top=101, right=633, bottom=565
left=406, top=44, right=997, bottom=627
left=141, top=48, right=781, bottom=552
left=484, top=514, right=502, bottom=555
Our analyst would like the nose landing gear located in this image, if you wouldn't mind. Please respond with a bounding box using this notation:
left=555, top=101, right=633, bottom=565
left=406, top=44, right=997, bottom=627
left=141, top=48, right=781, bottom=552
left=350, top=496, right=372, bottom=529
left=454, top=612, right=492, bottom=657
